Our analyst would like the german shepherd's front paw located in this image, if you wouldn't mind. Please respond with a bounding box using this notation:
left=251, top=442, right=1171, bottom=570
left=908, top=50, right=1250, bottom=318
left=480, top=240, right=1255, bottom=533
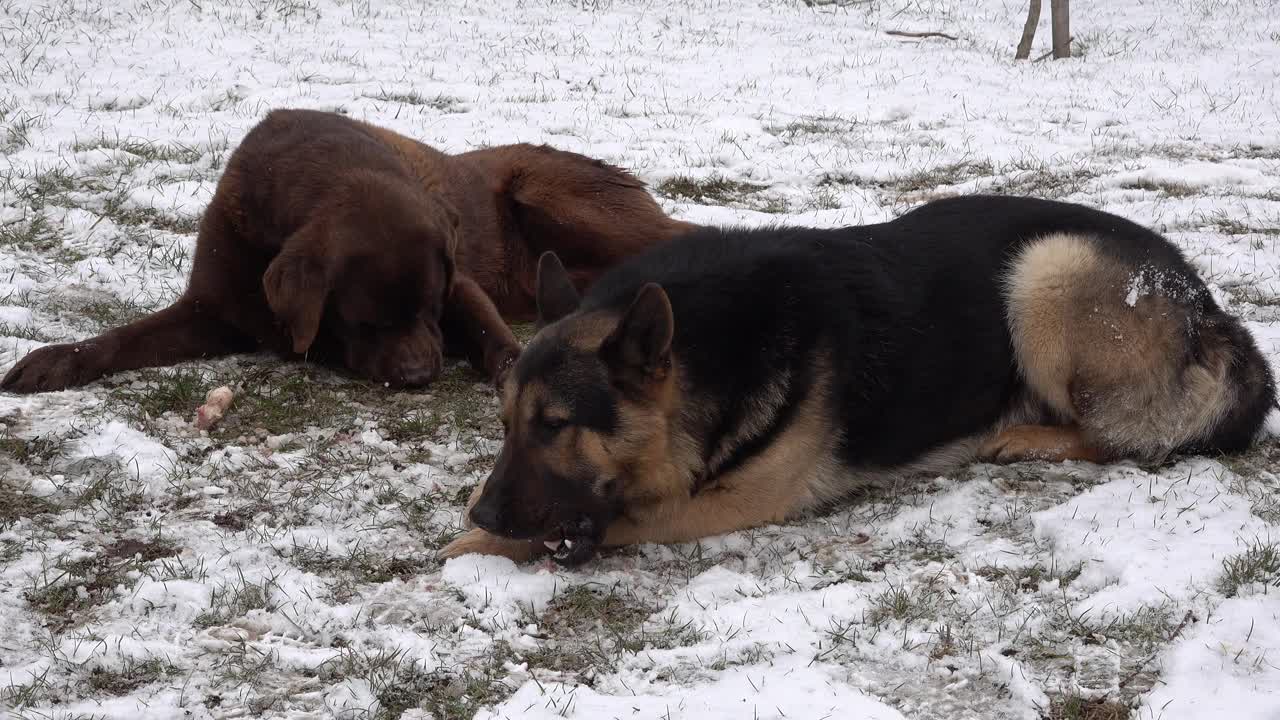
left=1, top=341, right=113, bottom=393
left=978, top=424, right=1104, bottom=464
left=438, top=529, right=541, bottom=563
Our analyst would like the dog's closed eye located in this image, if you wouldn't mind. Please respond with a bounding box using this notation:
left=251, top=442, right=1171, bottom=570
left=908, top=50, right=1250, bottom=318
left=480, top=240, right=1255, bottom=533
left=539, top=415, right=569, bottom=432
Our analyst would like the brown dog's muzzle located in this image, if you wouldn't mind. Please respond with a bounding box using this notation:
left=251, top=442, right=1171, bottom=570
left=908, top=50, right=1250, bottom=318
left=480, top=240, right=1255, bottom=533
left=345, top=320, right=444, bottom=387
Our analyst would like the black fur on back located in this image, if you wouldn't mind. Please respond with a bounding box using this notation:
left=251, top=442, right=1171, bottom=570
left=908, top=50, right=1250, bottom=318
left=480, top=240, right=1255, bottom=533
left=579, top=195, right=1273, bottom=473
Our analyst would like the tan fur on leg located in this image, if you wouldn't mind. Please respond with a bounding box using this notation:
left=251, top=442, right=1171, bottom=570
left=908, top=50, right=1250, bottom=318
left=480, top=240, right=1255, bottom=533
left=978, top=424, right=1104, bottom=464
left=438, top=529, right=541, bottom=563
left=603, top=483, right=796, bottom=547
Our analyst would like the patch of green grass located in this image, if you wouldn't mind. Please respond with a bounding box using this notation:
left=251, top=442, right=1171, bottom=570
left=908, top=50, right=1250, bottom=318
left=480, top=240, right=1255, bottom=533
left=1223, top=282, right=1280, bottom=308
left=215, top=368, right=361, bottom=437
left=877, top=160, right=995, bottom=194
left=320, top=643, right=516, bottom=720
left=391, top=486, right=476, bottom=553
left=288, top=543, right=431, bottom=585
left=108, top=368, right=210, bottom=425
left=0, top=212, right=63, bottom=251
left=807, top=183, right=843, bottom=211
left=766, top=116, right=852, bottom=139
left=523, top=584, right=704, bottom=675
left=869, top=584, right=932, bottom=624
left=143, top=553, right=209, bottom=583
left=77, top=295, right=154, bottom=331
left=382, top=410, right=446, bottom=443
left=656, top=175, right=781, bottom=212
left=68, top=471, right=149, bottom=535
left=509, top=321, right=537, bottom=346
left=865, top=572, right=955, bottom=628
left=109, top=364, right=373, bottom=439
left=985, top=162, right=1099, bottom=200
left=813, top=566, right=873, bottom=590
left=1047, top=694, right=1130, bottom=720
left=0, top=431, right=70, bottom=467
left=1217, top=540, right=1280, bottom=597
left=73, top=135, right=206, bottom=165
left=0, top=321, right=56, bottom=342
left=364, top=89, right=465, bottom=112
left=194, top=572, right=277, bottom=628
left=103, top=201, right=201, bottom=234
left=706, top=641, right=775, bottom=671
left=16, top=164, right=200, bottom=245
left=1054, top=604, right=1177, bottom=652
left=211, top=502, right=273, bottom=533
left=1208, top=215, right=1280, bottom=236
left=25, top=167, right=82, bottom=202
left=1118, top=178, right=1198, bottom=197
left=24, top=537, right=180, bottom=629
left=892, top=530, right=955, bottom=564
left=2, top=109, right=39, bottom=152
left=975, top=561, right=1084, bottom=591
left=85, top=657, right=182, bottom=696
left=0, top=482, right=59, bottom=529
left=1219, top=439, right=1280, bottom=523
left=1, top=539, right=22, bottom=564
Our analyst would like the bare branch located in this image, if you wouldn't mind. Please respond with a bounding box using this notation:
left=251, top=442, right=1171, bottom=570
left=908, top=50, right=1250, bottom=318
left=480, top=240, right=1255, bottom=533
left=885, top=30, right=959, bottom=41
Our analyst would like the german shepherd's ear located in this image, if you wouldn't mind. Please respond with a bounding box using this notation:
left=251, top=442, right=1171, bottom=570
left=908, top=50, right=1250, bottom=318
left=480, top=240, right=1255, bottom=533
left=536, top=251, right=580, bottom=327
left=600, top=283, right=673, bottom=388
left=263, top=242, right=331, bottom=355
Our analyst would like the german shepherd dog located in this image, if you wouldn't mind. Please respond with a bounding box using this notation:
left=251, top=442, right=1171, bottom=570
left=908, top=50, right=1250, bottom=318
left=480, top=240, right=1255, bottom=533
left=1, top=109, right=691, bottom=393
left=440, top=195, right=1276, bottom=566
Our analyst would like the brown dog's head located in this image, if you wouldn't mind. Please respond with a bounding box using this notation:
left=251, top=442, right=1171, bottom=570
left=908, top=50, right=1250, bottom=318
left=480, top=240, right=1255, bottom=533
left=467, top=251, right=677, bottom=565
left=262, top=189, right=459, bottom=387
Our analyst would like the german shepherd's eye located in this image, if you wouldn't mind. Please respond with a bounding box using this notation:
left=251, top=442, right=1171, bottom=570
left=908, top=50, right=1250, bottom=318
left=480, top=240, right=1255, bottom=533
left=539, top=415, right=569, bottom=432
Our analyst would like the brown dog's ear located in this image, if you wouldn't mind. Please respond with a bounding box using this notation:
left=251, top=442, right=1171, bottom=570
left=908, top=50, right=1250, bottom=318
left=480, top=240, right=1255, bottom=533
left=600, top=283, right=673, bottom=388
left=536, top=251, right=580, bottom=327
left=263, top=249, right=331, bottom=354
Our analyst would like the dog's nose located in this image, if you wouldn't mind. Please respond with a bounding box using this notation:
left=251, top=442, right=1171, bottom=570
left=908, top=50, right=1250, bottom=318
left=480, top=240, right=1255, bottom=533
left=397, top=362, right=438, bottom=387
left=468, top=501, right=503, bottom=533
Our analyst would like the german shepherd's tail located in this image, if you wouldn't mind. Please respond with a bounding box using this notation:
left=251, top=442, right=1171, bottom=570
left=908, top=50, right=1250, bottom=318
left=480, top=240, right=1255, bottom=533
left=1004, top=232, right=1275, bottom=462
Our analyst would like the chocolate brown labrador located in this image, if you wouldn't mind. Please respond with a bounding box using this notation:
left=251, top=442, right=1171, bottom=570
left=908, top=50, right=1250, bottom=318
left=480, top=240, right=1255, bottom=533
left=1, top=108, right=693, bottom=392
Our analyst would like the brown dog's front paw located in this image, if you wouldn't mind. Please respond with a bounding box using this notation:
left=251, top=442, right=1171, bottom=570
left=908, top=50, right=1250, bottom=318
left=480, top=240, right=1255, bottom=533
left=1, top=342, right=111, bottom=394
left=438, top=529, right=541, bottom=564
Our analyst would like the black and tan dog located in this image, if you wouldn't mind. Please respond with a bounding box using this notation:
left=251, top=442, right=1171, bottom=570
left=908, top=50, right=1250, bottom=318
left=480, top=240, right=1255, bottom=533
left=440, top=195, right=1276, bottom=566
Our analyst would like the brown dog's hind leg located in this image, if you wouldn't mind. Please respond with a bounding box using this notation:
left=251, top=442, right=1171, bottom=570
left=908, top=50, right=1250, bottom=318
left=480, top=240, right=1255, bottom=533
left=442, top=274, right=522, bottom=386
left=977, top=424, right=1105, bottom=464
left=1, top=298, right=250, bottom=393
left=475, top=144, right=695, bottom=271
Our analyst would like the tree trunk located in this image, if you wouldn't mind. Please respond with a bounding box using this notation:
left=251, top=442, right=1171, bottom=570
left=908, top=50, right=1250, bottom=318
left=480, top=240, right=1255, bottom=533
left=1015, top=0, right=1042, bottom=60
left=1051, top=0, right=1070, bottom=59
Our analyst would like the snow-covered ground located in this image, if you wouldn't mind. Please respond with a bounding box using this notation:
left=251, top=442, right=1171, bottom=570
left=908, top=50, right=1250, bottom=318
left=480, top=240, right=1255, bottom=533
left=2, top=1, right=1279, bottom=718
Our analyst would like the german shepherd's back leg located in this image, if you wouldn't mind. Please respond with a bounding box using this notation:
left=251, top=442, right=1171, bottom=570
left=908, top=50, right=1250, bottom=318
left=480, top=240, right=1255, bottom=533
left=993, top=232, right=1275, bottom=463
